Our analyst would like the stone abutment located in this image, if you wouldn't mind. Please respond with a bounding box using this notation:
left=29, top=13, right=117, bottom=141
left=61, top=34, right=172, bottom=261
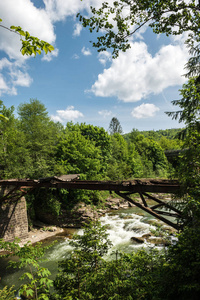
left=0, top=186, right=28, bottom=241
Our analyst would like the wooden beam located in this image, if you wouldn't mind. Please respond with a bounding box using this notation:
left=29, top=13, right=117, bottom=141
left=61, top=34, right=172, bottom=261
left=0, top=178, right=181, bottom=194
left=115, top=191, right=180, bottom=230
left=142, top=192, right=182, bottom=215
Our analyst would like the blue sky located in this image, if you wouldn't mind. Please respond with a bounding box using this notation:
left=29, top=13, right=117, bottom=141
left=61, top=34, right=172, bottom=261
left=0, top=0, right=189, bottom=133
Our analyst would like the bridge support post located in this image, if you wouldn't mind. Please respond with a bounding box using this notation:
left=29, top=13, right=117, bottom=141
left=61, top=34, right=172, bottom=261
left=0, top=185, right=29, bottom=241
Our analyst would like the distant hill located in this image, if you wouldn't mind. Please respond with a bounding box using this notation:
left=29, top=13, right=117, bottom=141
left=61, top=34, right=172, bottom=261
left=124, top=128, right=182, bottom=142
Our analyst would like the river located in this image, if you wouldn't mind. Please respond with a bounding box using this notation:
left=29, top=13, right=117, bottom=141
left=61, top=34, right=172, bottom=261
left=0, top=205, right=174, bottom=293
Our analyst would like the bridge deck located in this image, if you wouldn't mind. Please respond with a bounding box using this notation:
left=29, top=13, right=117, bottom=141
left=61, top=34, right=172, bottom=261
left=0, top=175, right=182, bottom=230
left=0, top=175, right=180, bottom=194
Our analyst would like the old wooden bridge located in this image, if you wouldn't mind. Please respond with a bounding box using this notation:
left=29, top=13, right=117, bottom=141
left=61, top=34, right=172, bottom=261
left=0, top=175, right=182, bottom=233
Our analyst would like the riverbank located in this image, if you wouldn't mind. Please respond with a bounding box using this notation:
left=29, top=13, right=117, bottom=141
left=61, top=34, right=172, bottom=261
left=19, top=225, right=65, bottom=246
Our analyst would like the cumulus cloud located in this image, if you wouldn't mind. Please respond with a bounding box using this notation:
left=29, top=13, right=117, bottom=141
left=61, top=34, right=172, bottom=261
left=73, top=23, right=83, bottom=36
left=89, top=41, right=189, bottom=102
left=0, top=0, right=55, bottom=60
left=72, top=54, right=80, bottom=60
left=131, top=103, right=160, bottom=119
left=0, top=0, right=57, bottom=96
left=0, top=0, right=190, bottom=99
left=0, top=57, right=32, bottom=96
left=51, top=106, right=84, bottom=123
left=42, top=48, right=59, bottom=62
left=81, top=47, right=92, bottom=56
left=98, top=51, right=112, bottom=66
left=43, top=0, right=114, bottom=22
left=0, top=75, right=9, bottom=96
left=98, top=110, right=112, bottom=118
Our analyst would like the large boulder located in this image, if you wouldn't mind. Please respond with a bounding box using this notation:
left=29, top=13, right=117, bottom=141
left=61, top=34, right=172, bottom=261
left=131, top=236, right=145, bottom=244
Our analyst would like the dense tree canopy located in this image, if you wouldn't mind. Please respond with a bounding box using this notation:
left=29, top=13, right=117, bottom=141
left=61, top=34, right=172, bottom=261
left=17, top=99, right=60, bottom=178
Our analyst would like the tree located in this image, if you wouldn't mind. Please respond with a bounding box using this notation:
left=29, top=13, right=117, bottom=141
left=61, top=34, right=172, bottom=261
left=109, top=117, right=123, bottom=135
left=79, top=122, right=111, bottom=158
left=135, top=134, right=168, bottom=176
left=0, top=18, right=54, bottom=56
left=0, top=239, right=53, bottom=300
left=53, top=220, right=112, bottom=300
left=166, top=77, right=200, bottom=200
left=0, top=101, right=31, bottom=179
left=55, top=124, right=103, bottom=180
left=17, top=99, right=59, bottom=178
left=166, top=76, right=200, bottom=136
left=77, top=0, right=200, bottom=58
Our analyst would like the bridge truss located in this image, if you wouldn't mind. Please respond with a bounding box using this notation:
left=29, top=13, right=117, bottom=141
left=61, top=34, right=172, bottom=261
left=0, top=175, right=182, bottom=230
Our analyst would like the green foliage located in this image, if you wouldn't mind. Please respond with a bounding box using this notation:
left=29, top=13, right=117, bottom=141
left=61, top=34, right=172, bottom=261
left=158, top=223, right=200, bottom=300
left=0, top=19, right=54, bottom=56
left=17, top=99, right=60, bottom=178
left=77, top=0, right=200, bottom=58
left=78, top=122, right=111, bottom=157
left=158, top=136, right=183, bottom=151
left=135, top=134, right=168, bottom=176
left=0, top=114, right=9, bottom=122
left=166, top=78, right=200, bottom=201
left=0, top=239, right=53, bottom=300
left=0, top=101, right=30, bottom=179
left=107, top=133, right=143, bottom=179
left=32, top=188, right=62, bottom=217
left=0, top=285, right=16, bottom=300
left=166, top=77, right=200, bottom=137
left=53, top=220, right=112, bottom=299
left=55, top=123, right=104, bottom=179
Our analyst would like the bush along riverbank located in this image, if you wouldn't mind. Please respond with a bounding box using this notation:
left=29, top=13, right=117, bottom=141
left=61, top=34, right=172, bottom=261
left=1, top=217, right=200, bottom=300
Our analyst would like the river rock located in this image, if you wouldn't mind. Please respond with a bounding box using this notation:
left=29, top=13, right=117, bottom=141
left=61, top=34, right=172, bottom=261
left=142, top=233, right=152, bottom=239
left=147, top=237, right=170, bottom=246
left=131, top=236, right=144, bottom=244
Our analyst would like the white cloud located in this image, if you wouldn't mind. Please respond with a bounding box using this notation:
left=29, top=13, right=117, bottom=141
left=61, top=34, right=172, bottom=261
left=72, top=54, right=80, bottom=60
left=0, top=0, right=55, bottom=60
left=11, top=69, right=32, bottom=87
left=0, top=75, right=9, bottom=96
left=98, top=110, right=112, bottom=118
left=42, top=48, right=59, bottom=62
left=131, top=103, right=160, bottom=119
left=0, top=57, right=32, bottom=96
left=81, top=47, right=92, bottom=56
left=0, top=0, right=57, bottom=96
left=0, top=0, right=190, bottom=99
left=51, top=106, right=84, bottom=123
left=0, top=0, right=131, bottom=97
left=43, top=0, right=114, bottom=22
left=98, top=51, right=112, bottom=66
left=89, top=40, right=189, bottom=102
left=73, top=23, right=83, bottom=36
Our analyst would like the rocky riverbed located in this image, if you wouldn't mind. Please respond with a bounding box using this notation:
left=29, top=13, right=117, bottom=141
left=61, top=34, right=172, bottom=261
left=20, top=195, right=176, bottom=247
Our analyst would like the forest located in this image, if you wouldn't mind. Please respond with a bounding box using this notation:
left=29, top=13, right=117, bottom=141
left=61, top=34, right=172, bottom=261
left=0, top=98, right=181, bottom=218
left=0, top=98, right=182, bottom=182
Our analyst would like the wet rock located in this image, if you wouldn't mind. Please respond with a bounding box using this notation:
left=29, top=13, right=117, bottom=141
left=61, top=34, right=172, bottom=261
left=147, top=237, right=170, bottom=246
left=48, top=226, right=57, bottom=232
left=131, top=236, right=145, bottom=244
left=142, top=233, right=152, bottom=239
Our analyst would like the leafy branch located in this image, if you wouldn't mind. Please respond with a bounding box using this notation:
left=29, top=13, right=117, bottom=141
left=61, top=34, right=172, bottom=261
left=0, top=18, right=54, bottom=56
